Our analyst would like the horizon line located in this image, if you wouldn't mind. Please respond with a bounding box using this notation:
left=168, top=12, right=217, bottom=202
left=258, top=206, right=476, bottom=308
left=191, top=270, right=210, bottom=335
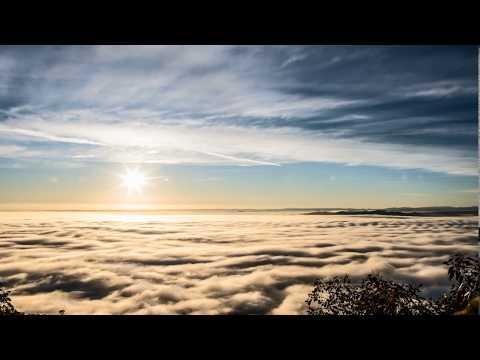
left=0, top=205, right=477, bottom=212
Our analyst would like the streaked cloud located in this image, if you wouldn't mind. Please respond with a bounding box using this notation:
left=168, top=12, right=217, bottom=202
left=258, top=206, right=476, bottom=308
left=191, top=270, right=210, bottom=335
left=0, top=45, right=477, bottom=175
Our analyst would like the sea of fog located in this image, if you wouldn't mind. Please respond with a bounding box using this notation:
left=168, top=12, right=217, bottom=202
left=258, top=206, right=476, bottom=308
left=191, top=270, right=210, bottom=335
left=0, top=210, right=477, bottom=314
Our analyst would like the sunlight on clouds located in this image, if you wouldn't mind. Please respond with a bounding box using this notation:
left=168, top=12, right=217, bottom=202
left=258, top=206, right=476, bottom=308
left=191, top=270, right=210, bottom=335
left=0, top=46, right=477, bottom=177
left=0, top=116, right=476, bottom=175
left=0, top=212, right=476, bottom=314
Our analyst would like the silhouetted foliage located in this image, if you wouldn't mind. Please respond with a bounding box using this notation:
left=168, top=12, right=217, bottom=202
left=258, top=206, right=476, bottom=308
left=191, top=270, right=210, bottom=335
left=306, top=274, right=439, bottom=315
left=307, top=253, right=480, bottom=315
left=0, top=288, right=23, bottom=315
left=437, top=254, right=480, bottom=314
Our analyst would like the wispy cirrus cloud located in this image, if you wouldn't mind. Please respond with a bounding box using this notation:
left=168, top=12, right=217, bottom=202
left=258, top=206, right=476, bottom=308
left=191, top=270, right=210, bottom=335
left=0, top=109, right=477, bottom=175
left=279, top=52, right=309, bottom=69
left=0, top=46, right=477, bottom=175
left=397, top=80, right=477, bottom=98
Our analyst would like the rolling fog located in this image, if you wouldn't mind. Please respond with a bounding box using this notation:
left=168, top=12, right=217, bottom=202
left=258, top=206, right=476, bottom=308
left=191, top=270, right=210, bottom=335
left=0, top=211, right=477, bottom=314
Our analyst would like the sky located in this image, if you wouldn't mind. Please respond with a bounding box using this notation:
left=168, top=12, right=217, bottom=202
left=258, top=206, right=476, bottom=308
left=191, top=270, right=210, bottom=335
left=0, top=45, right=478, bottom=209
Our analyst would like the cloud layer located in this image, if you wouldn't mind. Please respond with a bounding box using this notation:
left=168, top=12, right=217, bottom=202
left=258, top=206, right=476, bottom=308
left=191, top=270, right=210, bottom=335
left=0, top=46, right=477, bottom=175
left=0, top=212, right=477, bottom=314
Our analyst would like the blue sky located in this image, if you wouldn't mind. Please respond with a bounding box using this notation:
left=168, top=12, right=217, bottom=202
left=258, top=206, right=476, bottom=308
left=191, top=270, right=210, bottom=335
left=0, top=46, right=477, bottom=208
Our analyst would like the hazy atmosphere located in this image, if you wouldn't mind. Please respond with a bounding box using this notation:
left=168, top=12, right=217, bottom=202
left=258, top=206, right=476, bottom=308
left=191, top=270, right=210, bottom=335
left=0, top=46, right=478, bottom=315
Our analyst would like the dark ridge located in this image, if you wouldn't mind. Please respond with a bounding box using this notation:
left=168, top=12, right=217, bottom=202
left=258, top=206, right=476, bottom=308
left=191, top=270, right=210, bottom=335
left=305, top=207, right=478, bottom=217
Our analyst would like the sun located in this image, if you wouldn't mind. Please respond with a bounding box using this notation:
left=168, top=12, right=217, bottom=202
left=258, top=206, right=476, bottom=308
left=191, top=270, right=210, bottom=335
left=119, top=168, right=149, bottom=194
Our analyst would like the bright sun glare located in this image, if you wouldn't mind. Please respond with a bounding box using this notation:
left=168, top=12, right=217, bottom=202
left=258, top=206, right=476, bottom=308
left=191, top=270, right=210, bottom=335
left=120, top=168, right=148, bottom=194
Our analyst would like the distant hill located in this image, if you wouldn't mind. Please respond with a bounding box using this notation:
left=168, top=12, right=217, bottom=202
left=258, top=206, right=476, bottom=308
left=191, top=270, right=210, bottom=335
left=305, top=206, right=478, bottom=217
